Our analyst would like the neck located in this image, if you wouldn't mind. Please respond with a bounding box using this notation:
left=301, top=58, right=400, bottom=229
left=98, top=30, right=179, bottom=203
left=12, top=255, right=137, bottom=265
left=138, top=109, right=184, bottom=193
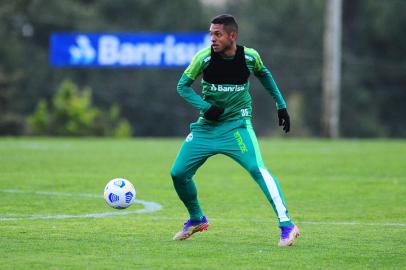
left=220, top=44, right=237, bottom=57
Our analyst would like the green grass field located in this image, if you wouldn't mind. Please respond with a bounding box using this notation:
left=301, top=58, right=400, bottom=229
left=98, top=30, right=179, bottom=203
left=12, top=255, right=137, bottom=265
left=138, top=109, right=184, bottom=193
left=0, top=138, right=405, bottom=269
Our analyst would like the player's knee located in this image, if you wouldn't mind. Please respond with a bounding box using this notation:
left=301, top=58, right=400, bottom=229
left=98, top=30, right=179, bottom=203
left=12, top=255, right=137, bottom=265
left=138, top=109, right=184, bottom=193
left=170, top=166, right=187, bottom=183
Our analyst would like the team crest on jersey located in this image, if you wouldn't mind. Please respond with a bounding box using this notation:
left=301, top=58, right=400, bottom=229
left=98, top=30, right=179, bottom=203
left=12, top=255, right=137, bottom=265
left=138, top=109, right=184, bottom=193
left=185, top=132, right=193, bottom=142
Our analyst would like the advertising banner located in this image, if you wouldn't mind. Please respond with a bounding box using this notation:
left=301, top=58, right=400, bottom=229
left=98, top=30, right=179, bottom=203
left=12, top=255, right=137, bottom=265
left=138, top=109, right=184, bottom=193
left=50, top=32, right=210, bottom=68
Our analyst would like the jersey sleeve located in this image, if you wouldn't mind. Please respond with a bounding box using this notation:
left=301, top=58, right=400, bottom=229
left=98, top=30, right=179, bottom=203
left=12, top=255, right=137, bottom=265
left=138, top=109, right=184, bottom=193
left=245, top=48, right=266, bottom=75
left=177, top=74, right=211, bottom=112
left=248, top=48, right=287, bottom=110
left=183, top=47, right=211, bottom=80
left=176, top=47, right=212, bottom=112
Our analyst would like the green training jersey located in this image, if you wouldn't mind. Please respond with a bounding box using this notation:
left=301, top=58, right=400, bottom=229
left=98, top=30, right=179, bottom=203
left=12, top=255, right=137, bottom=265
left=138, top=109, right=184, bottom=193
left=177, top=46, right=286, bottom=123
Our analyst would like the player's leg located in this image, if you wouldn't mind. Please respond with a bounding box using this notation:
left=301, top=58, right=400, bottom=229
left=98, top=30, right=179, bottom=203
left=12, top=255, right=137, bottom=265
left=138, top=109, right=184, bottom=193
left=171, top=131, right=212, bottom=240
left=222, top=120, right=299, bottom=245
left=171, top=132, right=211, bottom=220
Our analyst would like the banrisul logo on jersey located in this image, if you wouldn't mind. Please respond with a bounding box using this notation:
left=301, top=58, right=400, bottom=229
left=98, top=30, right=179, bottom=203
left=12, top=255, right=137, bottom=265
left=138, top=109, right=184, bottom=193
left=50, top=33, right=210, bottom=68
left=209, top=84, right=246, bottom=92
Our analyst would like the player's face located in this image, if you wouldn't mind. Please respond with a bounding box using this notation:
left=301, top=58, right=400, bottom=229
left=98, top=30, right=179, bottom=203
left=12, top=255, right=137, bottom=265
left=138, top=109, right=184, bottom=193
left=209, top=24, right=237, bottom=55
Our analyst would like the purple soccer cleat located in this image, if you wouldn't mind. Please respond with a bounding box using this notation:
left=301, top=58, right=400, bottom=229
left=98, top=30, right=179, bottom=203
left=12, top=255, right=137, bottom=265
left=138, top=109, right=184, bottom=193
left=278, top=225, right=300, bottom=247
left=173, top=216, right=209, bottom=240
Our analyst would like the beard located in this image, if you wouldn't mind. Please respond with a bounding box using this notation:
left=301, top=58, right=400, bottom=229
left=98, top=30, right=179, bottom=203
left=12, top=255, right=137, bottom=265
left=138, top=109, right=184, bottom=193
left=212, top=42, right=233, bottom=55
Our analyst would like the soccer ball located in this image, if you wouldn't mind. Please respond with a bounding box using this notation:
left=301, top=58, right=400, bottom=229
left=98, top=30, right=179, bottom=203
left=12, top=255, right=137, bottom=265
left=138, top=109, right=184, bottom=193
left=104, top=178, right=136, bottom=209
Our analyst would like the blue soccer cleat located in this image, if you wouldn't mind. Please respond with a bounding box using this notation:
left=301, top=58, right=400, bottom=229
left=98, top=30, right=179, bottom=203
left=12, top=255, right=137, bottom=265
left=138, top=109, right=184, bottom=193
left=278, top=225, right=300, bottom=247
left=173, top=216, right=209, bottom=240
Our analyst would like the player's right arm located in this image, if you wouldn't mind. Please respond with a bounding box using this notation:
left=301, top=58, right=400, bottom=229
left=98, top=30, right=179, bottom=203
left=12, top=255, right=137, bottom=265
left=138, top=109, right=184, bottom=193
left=177, top=74, right=211, bottom=112
left=176, top=47, right=211, bottom=112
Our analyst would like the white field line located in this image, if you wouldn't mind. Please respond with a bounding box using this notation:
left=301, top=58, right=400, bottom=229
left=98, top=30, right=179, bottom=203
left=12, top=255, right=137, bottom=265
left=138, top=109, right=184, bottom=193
left=0, top=189, right=162, bottom=220
left=298, top=221, right=406, bottom=227
left=148, top=217, right=406, bottom=228
left=0, top=189, right=405, bottom=227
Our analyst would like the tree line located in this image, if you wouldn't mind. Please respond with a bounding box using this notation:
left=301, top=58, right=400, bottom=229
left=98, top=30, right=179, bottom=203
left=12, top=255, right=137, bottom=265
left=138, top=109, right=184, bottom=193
left=1, top=0, right=405, bottom=137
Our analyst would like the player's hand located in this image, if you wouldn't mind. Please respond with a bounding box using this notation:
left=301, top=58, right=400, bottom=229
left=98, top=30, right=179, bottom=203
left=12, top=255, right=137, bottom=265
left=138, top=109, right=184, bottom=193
left=277, top=108, right=290, bottom=133
left=204, top=105, right=224, bottom=121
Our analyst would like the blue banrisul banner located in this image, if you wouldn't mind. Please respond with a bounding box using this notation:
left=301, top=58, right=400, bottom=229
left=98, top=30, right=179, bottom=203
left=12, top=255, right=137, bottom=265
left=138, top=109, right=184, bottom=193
left=50, top=32, right=210, bottom=68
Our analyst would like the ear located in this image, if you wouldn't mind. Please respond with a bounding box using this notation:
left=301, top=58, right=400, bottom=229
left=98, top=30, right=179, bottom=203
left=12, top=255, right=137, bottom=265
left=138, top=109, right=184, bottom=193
left=230, top=31, right=238, bottom=41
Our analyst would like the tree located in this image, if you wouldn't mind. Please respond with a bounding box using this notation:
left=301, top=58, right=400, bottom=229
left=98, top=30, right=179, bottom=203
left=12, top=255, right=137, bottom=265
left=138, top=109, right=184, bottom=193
left=27, top=100, right=49, bottom=135
left=2, top=0, right=406, bottom=137
left=51, top=80, right=98, bottom=136
left=27, top=79, right=132, bottom=137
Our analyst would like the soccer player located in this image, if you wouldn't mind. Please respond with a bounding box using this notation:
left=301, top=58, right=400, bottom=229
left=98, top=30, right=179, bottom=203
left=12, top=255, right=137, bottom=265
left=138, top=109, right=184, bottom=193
left=171, top=14, right=299, bottom=247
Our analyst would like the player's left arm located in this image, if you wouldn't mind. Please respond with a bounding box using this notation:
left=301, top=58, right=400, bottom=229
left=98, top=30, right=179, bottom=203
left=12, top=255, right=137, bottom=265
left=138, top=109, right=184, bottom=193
left=252, top=52, right=286, bottom=109
left=251, top=50, right=290, bottom=132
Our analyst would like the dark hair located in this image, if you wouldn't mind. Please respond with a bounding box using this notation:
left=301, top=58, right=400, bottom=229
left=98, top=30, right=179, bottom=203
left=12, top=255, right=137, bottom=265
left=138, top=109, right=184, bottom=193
left=211, top=14, right=238, bottom=33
